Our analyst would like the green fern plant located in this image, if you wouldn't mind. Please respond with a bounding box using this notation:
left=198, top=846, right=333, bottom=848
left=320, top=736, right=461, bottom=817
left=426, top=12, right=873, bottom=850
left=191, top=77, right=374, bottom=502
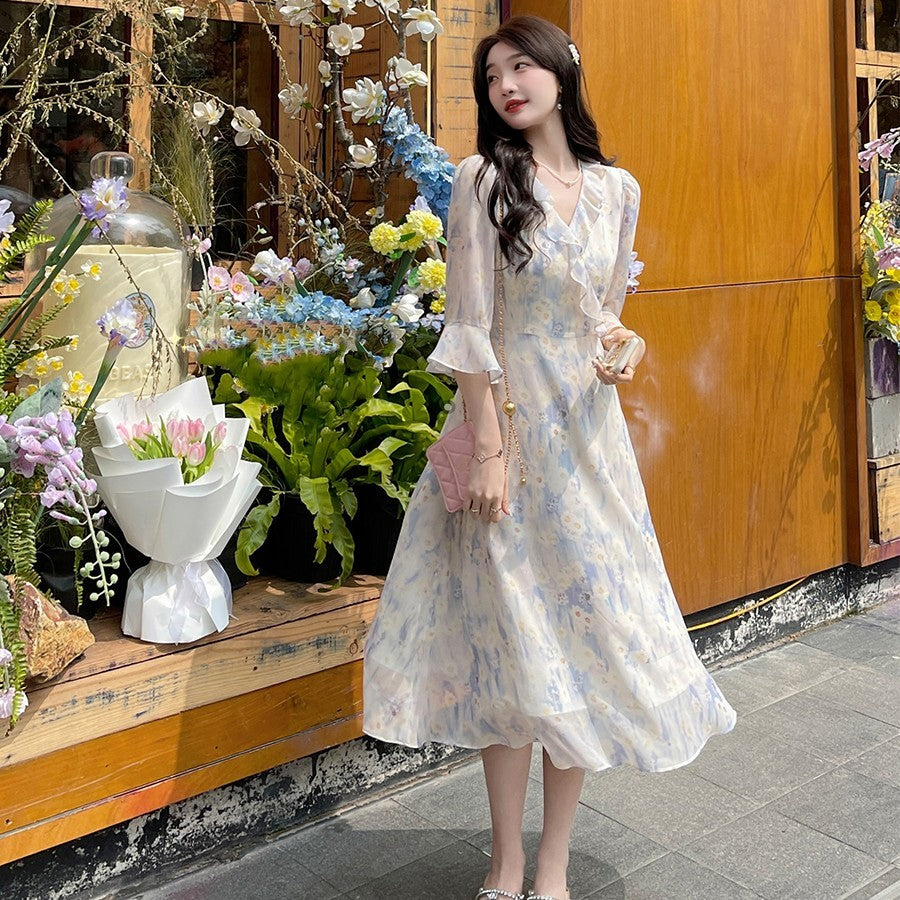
left=0, top=576, right=28, bottom=734
left=0, top=199, right=53, bottom=282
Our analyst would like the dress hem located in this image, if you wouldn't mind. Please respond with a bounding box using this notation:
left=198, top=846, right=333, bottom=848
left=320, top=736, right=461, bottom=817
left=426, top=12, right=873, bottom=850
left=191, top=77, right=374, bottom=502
left=360, top=717, right=733, bottom=775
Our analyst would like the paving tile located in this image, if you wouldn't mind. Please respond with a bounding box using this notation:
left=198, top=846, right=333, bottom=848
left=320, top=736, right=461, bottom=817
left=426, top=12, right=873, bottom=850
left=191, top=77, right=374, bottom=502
left=771, top=767, right=900, bottom=864
left=857, top=596, right=900, bottom=634
left=270, top=797, right=456, bottom=892
left=840, top=865, right=900, bottom=900
left=720, top=640, right=856, bottom=698
left=584, top=850, right=765, bottom=900
left=467, top=799, right=669, bottom=895
left=686, top=716, right=835, bottom=804
left=805, top=665, right=900, bottom=727
left=796, top=618, right=900, bottom=664
left=845, top=735, right=900, bottom=789
left=702, top=663, right=799, bottom=717
left=742, top=691, right=898, bottom=765
left=132, top=843, right=340, bottom=899
left=391, top=756, right=541, bottom=839
left=340, top=839, right=493, bottom=900
left=679, top=804, right=886, bottom=900
left=574, top=761, right=758, bottom=849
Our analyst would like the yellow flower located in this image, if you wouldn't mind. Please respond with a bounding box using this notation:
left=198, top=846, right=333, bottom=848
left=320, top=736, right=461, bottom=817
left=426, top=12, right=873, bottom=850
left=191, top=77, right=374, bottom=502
left=430, top=294, right=445, bottom=314
left=865, top=300, right=883, bottom=322
left=62, top=293, right=76, bottom=305
left=51, top=273, right=68, bottom=295
left=369, top=222, right=402, bottom=255
left=417, top=257, right=446, bottom=291
left=80, top=261, right=102, bottom=280
left=888, top=304, right=900, bottom=325
left=66, top=275, right=80, bottom=294
left=19, top=383, right=38, bottom=398
left=0, top=236, right=11, bottom=253
left=67, top=336, right=79, bottom=350
left=50, top=358, right=64, bottom=371
left=862, top=271, right=877, bottom=288
left=33, top=364, right=48, bottom=377
left=405, top=209, right=443, bottom=242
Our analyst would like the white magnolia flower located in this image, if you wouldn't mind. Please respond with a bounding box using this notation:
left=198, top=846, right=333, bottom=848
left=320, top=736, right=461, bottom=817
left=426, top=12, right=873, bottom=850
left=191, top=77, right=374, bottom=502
left=390, top=292, right=424, bottom=323
left=328, top=22, right=365, bottom=56
left=192, top=99, right=224, bottom=136
left=163, top=5, right=184, bottom=20
left=251, top=249, right=293, bottom=284
left=231, top=106, right=262, bottom=147
left=325, top=0, right=357, bottom=13
left=364, top=0, right=399, bottom=12
left=342, top=77, right=386, bottom=123
left=401, top=7, right=443, bottom=41
left=0, top=199, right=14, bottom=236
left=349, top=287, right=376, bottom=309
left=278, top=1, right=316, bottom=26
left=387, top=55, right=428, bottom=91
left=278, top=82, right=309, bottom=118
left=348, top=138, right=378, bottom=168
left=318, top=59, right=333, bottom=86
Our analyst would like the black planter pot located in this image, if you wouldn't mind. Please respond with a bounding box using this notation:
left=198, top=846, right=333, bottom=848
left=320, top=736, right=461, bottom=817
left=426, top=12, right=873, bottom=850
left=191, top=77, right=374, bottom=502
left=254, top=492, right=343, bottom=583
left=34, top=514, right=148, bottom=619
left=348, top=482, right=404, bottom=577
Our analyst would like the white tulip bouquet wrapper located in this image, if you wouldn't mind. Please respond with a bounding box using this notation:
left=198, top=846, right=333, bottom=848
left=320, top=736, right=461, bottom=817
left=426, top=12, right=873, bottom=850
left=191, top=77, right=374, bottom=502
left=91, top=378, right=262, bottom=643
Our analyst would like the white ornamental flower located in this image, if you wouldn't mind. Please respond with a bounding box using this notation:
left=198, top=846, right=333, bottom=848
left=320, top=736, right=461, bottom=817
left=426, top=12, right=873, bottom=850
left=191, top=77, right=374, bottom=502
left=318, top=59, right=333, bottom=86
left=365, top=0, right=399, bottom=12
left=387, top=55, right=428, bottom=91
left=390, top=292, right=424, bottom=323
left=278, top=82, right=309, bottom=118
left=278, top=1, right=316, bottom=26
left=348, top=138, right=378, bottom=168
left=325, top=0, right=357, bottom=13
left=231, top=106, right=262, bottom=147
left=251, top=249, right=293, bottom=284
left=192, top=99, right=224, bottom=136
left=349, top=287, right=376, bottom=308
left=328, top=23, right=365, bottom=57
left=401, top=7, right=443, bottom=41
left=163, top=6, right=185, bottom=20
left=342, top=78, right=386, bottom=123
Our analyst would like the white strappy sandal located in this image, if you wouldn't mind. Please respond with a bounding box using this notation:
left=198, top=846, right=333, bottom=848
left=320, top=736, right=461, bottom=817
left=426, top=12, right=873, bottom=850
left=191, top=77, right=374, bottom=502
left=474, top=889, right=526, bottom=900
left=525, top=890, right=570, bottom=900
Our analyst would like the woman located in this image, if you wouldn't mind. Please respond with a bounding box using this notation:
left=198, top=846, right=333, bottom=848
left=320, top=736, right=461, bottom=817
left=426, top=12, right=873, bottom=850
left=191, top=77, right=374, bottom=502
left=362, top=14, right=737, bottom=900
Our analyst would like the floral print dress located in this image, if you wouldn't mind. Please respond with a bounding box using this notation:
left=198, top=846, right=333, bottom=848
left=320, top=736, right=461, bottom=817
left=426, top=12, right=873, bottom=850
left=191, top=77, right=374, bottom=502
left=361, top=154, right=737, bottom=772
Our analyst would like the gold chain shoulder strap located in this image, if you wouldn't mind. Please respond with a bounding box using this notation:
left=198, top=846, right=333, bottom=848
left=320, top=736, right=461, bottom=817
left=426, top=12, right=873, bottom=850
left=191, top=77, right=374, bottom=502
left=460, top=195, right=528, bottom=486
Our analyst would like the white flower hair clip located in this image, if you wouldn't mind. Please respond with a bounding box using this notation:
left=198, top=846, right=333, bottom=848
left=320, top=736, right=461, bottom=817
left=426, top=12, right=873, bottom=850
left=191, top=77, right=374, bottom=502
left=568, top=42, right=581, bottom=66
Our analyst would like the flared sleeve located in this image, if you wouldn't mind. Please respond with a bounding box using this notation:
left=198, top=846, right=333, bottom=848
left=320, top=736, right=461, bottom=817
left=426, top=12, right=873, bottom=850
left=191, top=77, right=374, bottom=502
left=425, top=155, right=503, bottom=384
left=595, top=168, right=641, bottom=339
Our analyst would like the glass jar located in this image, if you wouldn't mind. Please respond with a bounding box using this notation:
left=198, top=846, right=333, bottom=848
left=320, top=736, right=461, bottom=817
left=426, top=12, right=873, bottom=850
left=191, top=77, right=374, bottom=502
left=28, top=151, right=190, bottom=400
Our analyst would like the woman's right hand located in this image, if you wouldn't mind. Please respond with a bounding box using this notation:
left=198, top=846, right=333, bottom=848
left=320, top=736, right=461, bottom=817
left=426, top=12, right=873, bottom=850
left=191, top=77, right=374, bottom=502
left=465, top=455, right=509, bottom=524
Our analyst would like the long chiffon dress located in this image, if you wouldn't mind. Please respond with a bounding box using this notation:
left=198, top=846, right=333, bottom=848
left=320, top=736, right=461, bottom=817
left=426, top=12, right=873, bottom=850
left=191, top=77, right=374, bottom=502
left=361, top=154, right=737, bottom=772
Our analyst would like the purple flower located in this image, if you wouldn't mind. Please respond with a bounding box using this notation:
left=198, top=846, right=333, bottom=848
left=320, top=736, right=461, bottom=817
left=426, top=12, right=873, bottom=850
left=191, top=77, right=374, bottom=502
left=97, top=297, right=139, bottom=347
left=78, top=176, right=129, bottom=236
left=859, top=129, right=900, bottom=172
left=0, top=199, right=14, bottom=236
left=875, top=243, right=900, bottom=270
left=0, top=648, right=12, bottom=667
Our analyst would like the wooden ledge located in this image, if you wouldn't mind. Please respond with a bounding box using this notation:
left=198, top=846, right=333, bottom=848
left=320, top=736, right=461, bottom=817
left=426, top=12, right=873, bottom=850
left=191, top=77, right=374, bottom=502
left=0, top=574, right=384, bottom=865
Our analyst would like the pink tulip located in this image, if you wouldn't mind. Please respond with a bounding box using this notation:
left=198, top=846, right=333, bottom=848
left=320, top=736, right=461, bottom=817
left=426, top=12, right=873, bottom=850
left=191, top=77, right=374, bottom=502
left=165, top=417, right=186, bottom=443
left=186, top=418, right=205, bottom=441
left=134, top=420, right=154, bottom=439
left=117, top=423, right=132, bottom=443
left=213, top=421, right=227, bottom=444
left=186, top=442, right=206, bottom=466
left=171, top=435, right=190, bottom=458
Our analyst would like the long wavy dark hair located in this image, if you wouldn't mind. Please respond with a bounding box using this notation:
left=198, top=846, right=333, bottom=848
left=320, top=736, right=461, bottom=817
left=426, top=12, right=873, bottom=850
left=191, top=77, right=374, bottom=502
left=472, top=15, right=615, bottom=272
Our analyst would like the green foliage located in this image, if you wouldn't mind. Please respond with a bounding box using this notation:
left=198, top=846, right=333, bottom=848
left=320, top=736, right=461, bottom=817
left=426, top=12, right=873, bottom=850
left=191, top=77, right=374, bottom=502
left=0, top=199, right=53, bottom=282
left=0, top=577, right=29, bottom=734
left=203, top=347, right=444, bottom=585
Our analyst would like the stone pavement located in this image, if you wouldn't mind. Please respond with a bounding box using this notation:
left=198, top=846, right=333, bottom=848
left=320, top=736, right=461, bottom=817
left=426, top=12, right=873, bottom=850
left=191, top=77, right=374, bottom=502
left=112, top=596, right=900, bottom=900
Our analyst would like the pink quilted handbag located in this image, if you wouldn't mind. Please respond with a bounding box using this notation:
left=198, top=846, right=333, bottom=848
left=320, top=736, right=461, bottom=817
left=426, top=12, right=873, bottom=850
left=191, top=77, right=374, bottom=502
left=426, top=420, right=475, bottom=513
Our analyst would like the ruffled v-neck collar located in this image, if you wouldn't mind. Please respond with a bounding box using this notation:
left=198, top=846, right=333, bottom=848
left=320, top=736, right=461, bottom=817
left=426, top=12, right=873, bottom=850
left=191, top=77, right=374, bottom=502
left=531, top=160, right=609, bottom=240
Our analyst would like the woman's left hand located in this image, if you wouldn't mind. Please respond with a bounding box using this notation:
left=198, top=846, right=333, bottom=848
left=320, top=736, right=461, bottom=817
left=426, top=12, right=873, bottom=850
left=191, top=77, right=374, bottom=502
left=592, top=327, right=646, bottom=385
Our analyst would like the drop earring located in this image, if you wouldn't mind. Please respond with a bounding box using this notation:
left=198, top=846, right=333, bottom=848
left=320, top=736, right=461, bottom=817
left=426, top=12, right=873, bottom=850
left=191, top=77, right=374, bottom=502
left=556, top=96, right=562, bottom=109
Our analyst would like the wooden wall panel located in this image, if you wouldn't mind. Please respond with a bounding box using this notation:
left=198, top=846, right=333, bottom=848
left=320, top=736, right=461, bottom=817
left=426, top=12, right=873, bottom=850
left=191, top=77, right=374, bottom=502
left=620, top=278, right=848, bottom=612
left=573, top=0, right=840, bottom=292
left=435, top=1, right=500, bottom=161
left=508, top=0, right=567, bottom=30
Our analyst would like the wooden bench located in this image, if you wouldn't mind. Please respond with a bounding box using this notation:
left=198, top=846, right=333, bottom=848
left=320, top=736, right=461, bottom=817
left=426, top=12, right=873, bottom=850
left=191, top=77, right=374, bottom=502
left=0, top=574, right=383, bottom=865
